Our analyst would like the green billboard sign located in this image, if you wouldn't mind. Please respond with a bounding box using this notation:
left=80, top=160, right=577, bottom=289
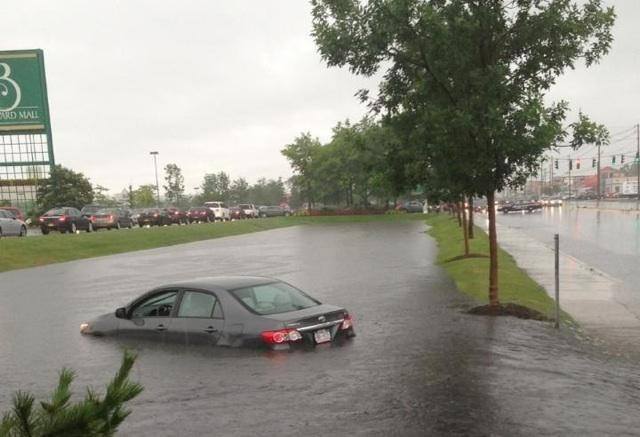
left=0, top=49, right=51, bottom=133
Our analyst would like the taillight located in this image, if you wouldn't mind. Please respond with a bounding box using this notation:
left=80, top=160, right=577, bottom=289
left=153, top=213, right=158, bottom=217
left=90, top=216, right=96, bottom=222
left=109, top=215, right=114, bottom=221
left=58, top=216, right=67, bottom=222
left=39, top=217, right=44, bottom=222
left=261, top=329, right=303, bottom=345
left=341, top=313, right=353, bottom=330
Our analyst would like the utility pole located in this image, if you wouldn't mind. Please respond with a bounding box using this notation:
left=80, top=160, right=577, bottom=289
left=636, top=124, right=639, bottom=202
left=150, top=151, right=160, bottom=207
left=597, top=141, right=601, bottom=199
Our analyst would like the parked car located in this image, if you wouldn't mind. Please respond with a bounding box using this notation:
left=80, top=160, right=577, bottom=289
left=137, top=208, right=171, bottom=227
left=130, top=208, right=144, bottom=226
left=258, top=205, right=290, bottom=218
left=396, top=200, right=424, bottom=213
left=187, top=207, right=215, bottom=223
left=166, top=207, right=188, bottom=225
left=0, top=209, right=27, bottom=237
left=238, top=203, right=259, bottom=218
left=80, top=276, right=355, bottom=350
left=501, top=201, right=542, bottom=213
left=0, top=206, right=25, bottom=222
left=204, top=201, right=230, bottom=221
left=229, top=206, right=246, bottom=220
left=39, top=207, right=93, bottom=234
left=90, top=208, right=133, bottom=230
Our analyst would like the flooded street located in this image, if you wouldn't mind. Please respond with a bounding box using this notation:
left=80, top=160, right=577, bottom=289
left=1, top=220, right=639, bottom=436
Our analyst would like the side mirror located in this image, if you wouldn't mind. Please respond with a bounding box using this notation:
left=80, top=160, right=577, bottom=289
left=115, top=307, right=127, bottom=319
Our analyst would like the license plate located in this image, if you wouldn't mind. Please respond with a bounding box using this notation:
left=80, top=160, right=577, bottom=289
left=47, top=223, right=55, bottom=228
left=314, top=329, right=331, bottom=344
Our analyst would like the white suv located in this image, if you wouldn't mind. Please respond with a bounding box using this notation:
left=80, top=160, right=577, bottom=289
left=238, top=203, right=259, bottom=218
left=204, top=201, right=230, bottom=221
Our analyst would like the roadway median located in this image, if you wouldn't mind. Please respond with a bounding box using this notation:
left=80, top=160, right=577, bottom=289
left=425, top=213, right=563, bottom=321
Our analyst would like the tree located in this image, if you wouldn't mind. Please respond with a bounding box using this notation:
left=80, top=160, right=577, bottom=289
left=229, top=178, right=250, bottom=204
left=0, top=351, right=142, bottom=436
left=37, top=165, right=94, bottom=212
left=131, top=184, right=156, bottom=208
left=312, top=0, right=615, bottom=307
left=163, top=163, right=185, bottom=206
left=92, top=185, right=119, bottom=207
left=281, top=133, right=322, bottom=211
left=199, top=172, right=231, bottom=202
left=248, top=178, right=286, bottom=205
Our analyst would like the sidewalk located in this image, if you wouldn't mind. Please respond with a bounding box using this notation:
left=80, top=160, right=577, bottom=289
left=478, top=217, right=640, bottom=353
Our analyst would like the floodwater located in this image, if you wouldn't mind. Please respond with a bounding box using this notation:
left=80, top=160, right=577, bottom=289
left=1, top=221, right=639, bottom=436
left=497, top=206, right=640, bottom=314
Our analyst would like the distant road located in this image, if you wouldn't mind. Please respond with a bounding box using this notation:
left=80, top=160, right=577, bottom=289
left=494, top=206, right=640, bottom=314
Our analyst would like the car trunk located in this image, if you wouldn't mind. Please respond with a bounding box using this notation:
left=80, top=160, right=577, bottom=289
left=263, top=304, right=346, bottom=344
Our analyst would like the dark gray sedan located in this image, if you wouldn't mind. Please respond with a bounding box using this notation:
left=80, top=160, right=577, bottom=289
left=80, top=276, right=355, bottom=349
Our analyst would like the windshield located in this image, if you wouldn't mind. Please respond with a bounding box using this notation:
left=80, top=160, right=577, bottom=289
left=230, top=281, right=320, bottom=315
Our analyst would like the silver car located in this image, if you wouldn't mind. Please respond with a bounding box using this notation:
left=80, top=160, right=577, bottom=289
left=0, top=208, right=27, bottom=237
left=80, top=276, right=355, bottom=350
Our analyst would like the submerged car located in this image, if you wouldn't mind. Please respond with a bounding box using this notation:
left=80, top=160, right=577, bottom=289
left=80, top=276, right=355, bottom=349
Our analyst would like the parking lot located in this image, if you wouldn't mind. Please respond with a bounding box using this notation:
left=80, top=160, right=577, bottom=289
left=1, top=220, right=639, bottom=436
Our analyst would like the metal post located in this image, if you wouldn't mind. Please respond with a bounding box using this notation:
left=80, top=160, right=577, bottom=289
left=554, top=233, right=560, bottom=329
left=636, top=124, right=639, bottom=203
left=597, top=141, right=601, bottom=199
left=150, top=151, right=160, bottom=207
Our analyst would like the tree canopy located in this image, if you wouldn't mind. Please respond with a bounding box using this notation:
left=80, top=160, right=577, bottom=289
left=311, top=0, right=615, bottom=306
left=36, top=165, right=94, bottom=212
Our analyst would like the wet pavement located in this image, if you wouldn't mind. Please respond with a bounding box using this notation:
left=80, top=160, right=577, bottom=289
left=1, top=221, right=640, bottom=436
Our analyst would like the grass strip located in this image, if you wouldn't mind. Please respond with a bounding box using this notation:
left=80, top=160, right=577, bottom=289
left=0, top=214, right=424, bottom=273
left=425, top=213, right=560, bottom=319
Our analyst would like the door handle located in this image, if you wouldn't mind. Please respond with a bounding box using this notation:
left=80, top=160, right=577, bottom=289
left=155, top=324, right=167, bottom=332
left=204, top=326, right=218, bottom=334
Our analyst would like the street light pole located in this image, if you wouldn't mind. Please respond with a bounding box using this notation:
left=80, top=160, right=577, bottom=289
left=150, top=151, right=160, bottom=207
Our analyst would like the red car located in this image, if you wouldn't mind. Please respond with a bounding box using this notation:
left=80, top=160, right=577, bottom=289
left=166, top=207, right=188, bottom=225
left=0, top=206, right=25, bottom=222
left=187, top=207, right=215, bottom=223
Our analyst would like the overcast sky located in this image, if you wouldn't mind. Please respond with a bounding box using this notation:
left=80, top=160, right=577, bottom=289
left=3, top=0, right=638, bottom=192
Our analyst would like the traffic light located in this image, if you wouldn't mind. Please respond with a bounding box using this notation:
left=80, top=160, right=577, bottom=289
left=569, top=159, right=572, bottom=170
left=592, top=158, right=596, bottom=168
left=576, top=159, right=581, bottom=170
left=621, top=154, right=625, bottom=164
left=554, top=160, right=559, bottom=169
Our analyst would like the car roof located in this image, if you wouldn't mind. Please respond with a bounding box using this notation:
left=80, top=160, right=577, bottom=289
left=158, top=276, right=278, bottom=291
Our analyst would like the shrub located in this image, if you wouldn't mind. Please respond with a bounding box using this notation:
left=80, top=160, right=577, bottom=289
left=0, top=351, right=142, bottom=436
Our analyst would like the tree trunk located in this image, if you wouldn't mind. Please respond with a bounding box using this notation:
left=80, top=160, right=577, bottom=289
left=468, top=197, right=474, bottom=239
left=460, top=201, right=469, bottom=256
left=456, top=202, right=462, bottom=226
left=307, top=182, right=312, bottom=212
left=486, top=191, right=500, bottom=307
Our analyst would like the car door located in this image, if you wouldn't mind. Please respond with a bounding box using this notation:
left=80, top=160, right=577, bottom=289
left=172, top=290, right=225, bottom=346
left=119, top=290, right=179, bottom=342
left=0, top=210, right=11, bottom=235
left=5, top=210, right=21, bottom=235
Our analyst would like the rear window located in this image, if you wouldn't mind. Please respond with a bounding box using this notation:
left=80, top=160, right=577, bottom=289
left=45, top=208, right=66, bottom=216
left=230, top=282, right=320, bottom=315
left=238, top=204, right=250, bottom=209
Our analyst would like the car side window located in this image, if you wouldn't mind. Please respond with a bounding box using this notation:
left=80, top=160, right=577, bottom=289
left=178, top=291, right=221, bottom=318
left=131, top=291, right=178, bottom=318
left=0, top=211, right=6, bottom=218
